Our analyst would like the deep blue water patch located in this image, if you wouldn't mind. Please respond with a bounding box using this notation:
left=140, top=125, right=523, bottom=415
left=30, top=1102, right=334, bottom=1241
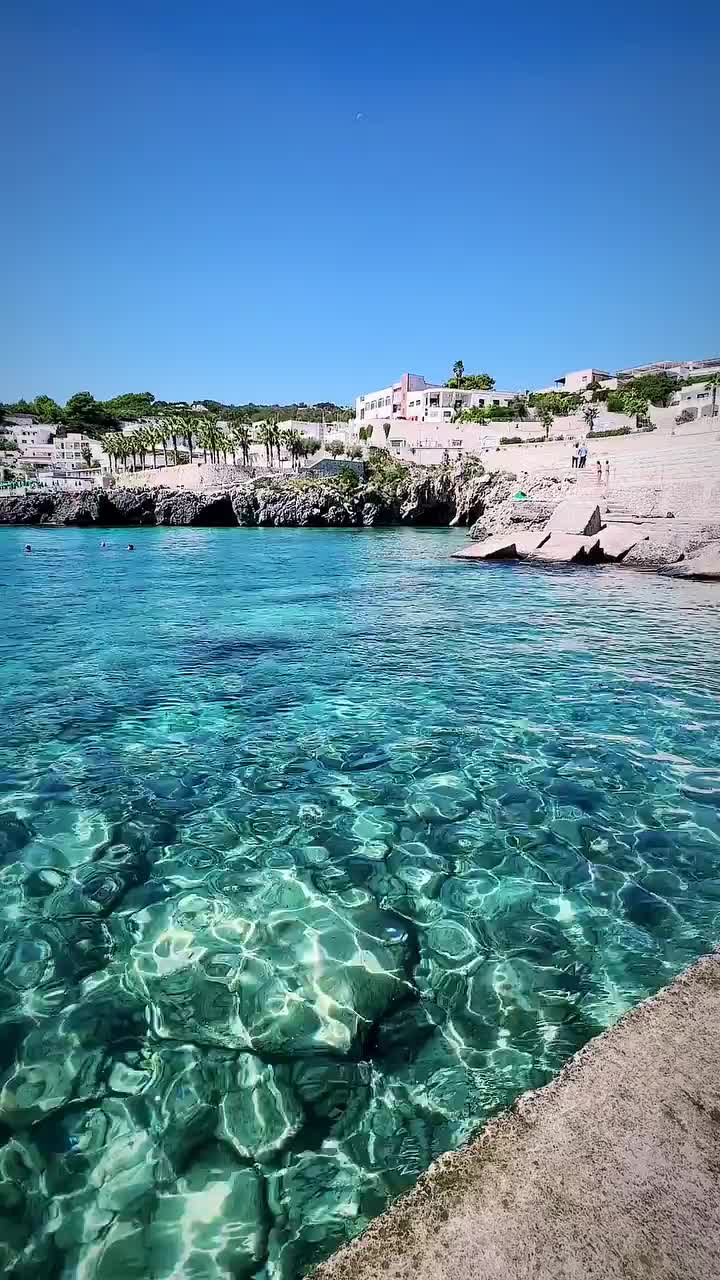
left=1, top=525, right=720, bottom=1278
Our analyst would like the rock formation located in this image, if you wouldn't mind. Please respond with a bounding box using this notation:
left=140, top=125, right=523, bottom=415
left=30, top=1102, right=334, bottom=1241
left=0, top=464, right=503, bottom=531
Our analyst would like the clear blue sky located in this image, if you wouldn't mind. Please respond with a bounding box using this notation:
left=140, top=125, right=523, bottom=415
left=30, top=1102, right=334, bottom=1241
left=3, top=0, right=719, bottom=406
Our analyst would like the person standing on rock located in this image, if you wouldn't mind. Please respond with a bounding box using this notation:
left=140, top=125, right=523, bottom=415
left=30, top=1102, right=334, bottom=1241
left=571, top=442, right=579, bottom=469
left=578, top=443, right=588, bottom=469
left=596, top=460, right=602, bottom=485
left=605, top=458, right=610, bottom=487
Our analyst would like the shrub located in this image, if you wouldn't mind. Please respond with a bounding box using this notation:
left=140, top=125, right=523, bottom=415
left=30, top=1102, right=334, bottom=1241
left=336, top=466, right=360, bottom=491
left=500, top=435, right=544, bottom=445
left=586, top=427, right=631, bottom=439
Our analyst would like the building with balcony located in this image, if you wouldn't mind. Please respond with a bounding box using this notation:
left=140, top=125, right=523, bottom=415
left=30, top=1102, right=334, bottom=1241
left=355, top=374, right=439, bottom=423
left=355, top=374, right=520, bottom=425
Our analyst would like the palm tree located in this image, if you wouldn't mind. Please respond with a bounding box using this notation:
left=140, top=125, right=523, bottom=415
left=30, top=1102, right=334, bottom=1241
left=144, top=422, right=160, bottom=469
left=201, top=418, right=225, bottom=464
left=281, top=429, right=299, bottom=469
left=125, top=431, right=141, bottom=471
left=152, top=417, right=169, bottom=466
left=706, top=373, right=720, bottom=418
left=230, top=422, right=253, bottom=467
left=257, top=422, right=276, bottom=468
left=452, top=359, right=465, bottom=388
left=174, top=414, right=195, bottom=463
left=583, top=404, right=599, bottom=433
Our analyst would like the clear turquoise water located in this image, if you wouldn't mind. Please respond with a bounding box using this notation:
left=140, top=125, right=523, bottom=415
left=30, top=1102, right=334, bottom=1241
left=2, top=525, right=720, bottom=1278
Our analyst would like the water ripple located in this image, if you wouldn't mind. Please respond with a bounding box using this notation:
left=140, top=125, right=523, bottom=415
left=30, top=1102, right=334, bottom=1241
left=0, top=526, right=719, bottom=1277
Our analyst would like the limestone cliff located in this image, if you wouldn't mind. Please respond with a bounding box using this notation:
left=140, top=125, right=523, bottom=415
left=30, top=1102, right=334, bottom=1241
left=0, top=464, right=509, bottom=531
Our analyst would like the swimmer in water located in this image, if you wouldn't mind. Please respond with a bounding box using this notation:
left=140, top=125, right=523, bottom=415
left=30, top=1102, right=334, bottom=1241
left=101, top=540, right=107, bottom=548
left=24, top=544, right=32, bottom=553
left=127, top=544, right=134, bottom=551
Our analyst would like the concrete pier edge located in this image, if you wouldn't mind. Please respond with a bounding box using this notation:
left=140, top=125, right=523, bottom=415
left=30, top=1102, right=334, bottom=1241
left=310, top=948, right=720, bottom=1280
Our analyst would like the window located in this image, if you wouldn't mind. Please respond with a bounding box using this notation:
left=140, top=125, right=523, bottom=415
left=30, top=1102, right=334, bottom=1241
left=385, top=396, right=391, bottom=406
left=451, top=438, right=463, bottom=446
left=429, top=396, right=439, bottom=407
left=359, top=409, right=365, bottom=420
left=443, top=411, right=452, bottom=419
left=493, top=399, right=500, bottom=406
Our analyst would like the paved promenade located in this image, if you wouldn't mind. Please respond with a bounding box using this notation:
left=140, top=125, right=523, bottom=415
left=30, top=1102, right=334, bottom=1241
left=312, top=951, right=720, bottom=1280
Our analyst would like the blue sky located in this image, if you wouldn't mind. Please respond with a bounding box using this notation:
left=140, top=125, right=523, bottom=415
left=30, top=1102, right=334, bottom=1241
left=3, top=0, right=719, bottom=405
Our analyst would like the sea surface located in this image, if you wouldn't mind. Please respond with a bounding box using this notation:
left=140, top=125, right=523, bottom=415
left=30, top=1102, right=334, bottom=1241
left=1, top=525, right=720, bottom=1279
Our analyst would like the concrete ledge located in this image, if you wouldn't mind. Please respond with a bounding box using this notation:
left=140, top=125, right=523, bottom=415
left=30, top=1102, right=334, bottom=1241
left=452, top=535, right=517, bottom=560
left=311, top=950, right=720, bottom=1280
left=597, top=524, right=640, bottom=561
left=546, top=499, right=602, bottom=536
left=530, top=533, right=601, bottom=562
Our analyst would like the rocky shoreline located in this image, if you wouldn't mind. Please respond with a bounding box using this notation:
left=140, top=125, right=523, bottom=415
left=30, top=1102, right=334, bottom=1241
left=2, top=464, right=719, bottom=578
left=460, top=477, right=720, bottom=578
left=0, top=466, right=506, bottom=530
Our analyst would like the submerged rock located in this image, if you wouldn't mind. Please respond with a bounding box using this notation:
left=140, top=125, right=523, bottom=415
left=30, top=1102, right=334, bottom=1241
left=125, top=876, right=410, bottom=1056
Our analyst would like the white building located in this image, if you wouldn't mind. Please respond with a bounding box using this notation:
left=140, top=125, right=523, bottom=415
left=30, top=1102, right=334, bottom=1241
left=356, top=373, right=521, bottom=425
left=6, top=418, right=54, bottom=450
left=404, top=385, right=520, bottom=423
left=54, top=432, right=90, bottom=470
left=670, top=380, right=719, bottom=420
left=617, top=357, right=720, bottom=382
left=550, top=368, right=611, bottom=393
left=355, top=374, right=438, bottom=423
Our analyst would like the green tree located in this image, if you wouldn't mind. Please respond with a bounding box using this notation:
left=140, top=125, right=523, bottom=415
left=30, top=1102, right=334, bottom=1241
left=64, top=392, right=117, bottom=434
left=616, top=371, right=675, bottom=407
left=622, top=392, right=650, bottom=430
left=348, top=444, right=363, bottom=459
left=530, top=390, right=582, bottom=416
left=447, top=369, right=495, bottom=390
left=81, top=444, right=93, bottom=468
left=452, top=359, right=465, bottom=387
left=301, top=436, right=321, bottom=458
left=102, top=392, right=156, bottom=420
left=537, top=405, right=554, bottom=440
left=507, top=397, right=529, bottom=420
left=31, top=395, right=65, bottom=424
left=382, top=423, right=391, bottom=441
left=326, top=440, right=345, bottom=458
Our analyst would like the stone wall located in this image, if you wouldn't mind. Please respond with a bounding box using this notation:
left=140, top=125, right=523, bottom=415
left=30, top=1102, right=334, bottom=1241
left=114, top=461, right=255, bottom=491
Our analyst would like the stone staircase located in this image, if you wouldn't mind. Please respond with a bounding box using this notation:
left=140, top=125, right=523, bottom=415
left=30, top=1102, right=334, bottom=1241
left=504, top=426, right=720, bottom=520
